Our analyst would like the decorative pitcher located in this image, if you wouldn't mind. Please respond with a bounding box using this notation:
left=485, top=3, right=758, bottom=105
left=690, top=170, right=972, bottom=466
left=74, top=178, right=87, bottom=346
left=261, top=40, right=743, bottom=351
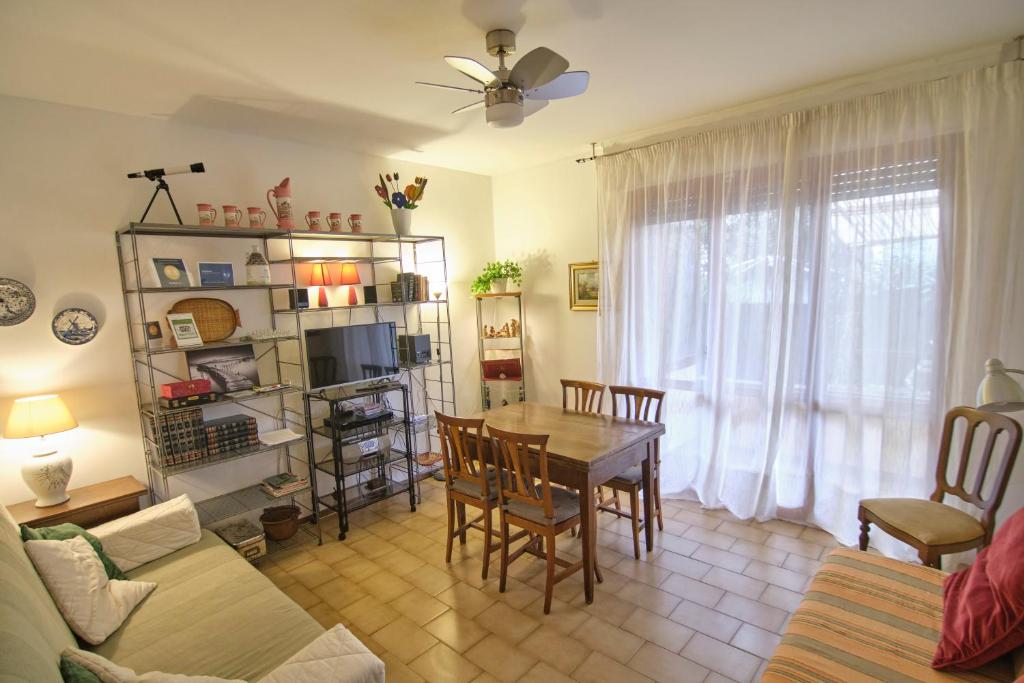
left=266, top=177, right=294, bottom=230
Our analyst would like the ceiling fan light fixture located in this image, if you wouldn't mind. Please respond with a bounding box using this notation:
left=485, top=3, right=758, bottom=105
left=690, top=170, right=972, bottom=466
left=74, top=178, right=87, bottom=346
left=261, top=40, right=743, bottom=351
left=485, top=88, right=524, bottom=128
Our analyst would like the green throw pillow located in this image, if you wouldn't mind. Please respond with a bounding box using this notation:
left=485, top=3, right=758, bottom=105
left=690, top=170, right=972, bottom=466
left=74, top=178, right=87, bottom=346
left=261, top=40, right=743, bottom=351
left=59, top=654, right=102, bottom=683
left=21, top=523, right=127, bottom=580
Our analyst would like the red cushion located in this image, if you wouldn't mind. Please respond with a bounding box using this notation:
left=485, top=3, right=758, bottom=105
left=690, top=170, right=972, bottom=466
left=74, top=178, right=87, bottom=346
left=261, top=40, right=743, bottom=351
left=932, top=507, right=1024, bottom=670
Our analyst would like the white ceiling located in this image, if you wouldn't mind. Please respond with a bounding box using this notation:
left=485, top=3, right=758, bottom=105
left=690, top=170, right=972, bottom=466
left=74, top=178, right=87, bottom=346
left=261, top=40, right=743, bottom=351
left=1, top=1, right=1022, bottom=176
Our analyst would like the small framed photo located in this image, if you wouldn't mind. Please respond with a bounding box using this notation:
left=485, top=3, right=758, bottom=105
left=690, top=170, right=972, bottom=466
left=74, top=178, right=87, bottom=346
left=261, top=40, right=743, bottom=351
left=144, top=320, right=163, bottom=340
left=186, top=344, right=260, bottom=393
left=569, top=261, right=599, bottom=311
left=152, top=257, right=191, bottom=288
left=166, top=312, right=203, bottom=348
left=198, top=262, right=234, bottom=287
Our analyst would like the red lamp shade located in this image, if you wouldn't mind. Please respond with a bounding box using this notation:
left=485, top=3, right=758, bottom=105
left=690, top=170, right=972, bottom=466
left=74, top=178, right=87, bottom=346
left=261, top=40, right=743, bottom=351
left=339, top=263, right=361, bottom=305
left=309, top=263, right=331, bottom=307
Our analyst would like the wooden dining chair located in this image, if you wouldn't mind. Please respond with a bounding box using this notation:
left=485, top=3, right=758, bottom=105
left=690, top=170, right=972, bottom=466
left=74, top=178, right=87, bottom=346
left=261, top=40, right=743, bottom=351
left=436, top=412, right=504, bottom=579
left=596, top=385, right=666, bottom=559
left=858, top=406, right=1022, bottom=569
left=561, top=379, right=606, bottom=414
left=487, top=425, right=601, bottom=613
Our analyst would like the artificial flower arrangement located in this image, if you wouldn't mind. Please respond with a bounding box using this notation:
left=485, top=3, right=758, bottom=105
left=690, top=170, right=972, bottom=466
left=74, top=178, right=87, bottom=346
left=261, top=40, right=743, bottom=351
left=375, top=171, right=428, bottom=209
left=470, top=259, right=524, bottom=294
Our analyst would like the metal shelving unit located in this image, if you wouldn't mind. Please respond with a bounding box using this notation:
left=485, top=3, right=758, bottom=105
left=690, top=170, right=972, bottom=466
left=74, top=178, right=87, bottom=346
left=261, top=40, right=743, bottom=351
left=476, top=292, right=526, bottom=409
left=115, top=222, right=320, bottom=549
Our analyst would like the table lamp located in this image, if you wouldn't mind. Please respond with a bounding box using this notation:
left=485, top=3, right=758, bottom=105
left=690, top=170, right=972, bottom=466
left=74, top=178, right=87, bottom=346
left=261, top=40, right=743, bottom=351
left=976, top=358, right=1024, bottom=412
left=4, top=394, right=78, bottom=507
left=339, top=263, right=361, bottom=306
left=309, top=262, right=331, bottom=308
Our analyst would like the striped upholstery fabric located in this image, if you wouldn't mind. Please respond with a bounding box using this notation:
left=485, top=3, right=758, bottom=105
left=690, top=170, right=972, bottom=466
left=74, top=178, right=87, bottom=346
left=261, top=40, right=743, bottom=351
left=763, top=549, right=1018, bottom=683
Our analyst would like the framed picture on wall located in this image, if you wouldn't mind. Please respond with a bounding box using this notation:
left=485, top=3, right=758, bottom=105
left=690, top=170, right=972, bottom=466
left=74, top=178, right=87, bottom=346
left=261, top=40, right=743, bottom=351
left=569, top=261, right=599, bottom=311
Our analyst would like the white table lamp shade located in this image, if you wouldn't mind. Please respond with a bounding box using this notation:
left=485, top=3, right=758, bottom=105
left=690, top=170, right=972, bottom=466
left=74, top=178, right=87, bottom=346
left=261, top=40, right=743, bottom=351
left=977, top=359, right=1024, bottom=412
left=4, top=394, right=77, bottom=507
left=5, top=394, right=77, bottom=438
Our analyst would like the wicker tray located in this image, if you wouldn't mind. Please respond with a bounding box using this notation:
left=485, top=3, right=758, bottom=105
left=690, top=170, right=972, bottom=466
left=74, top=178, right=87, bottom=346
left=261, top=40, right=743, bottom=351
left=169, top=298, right=239, bottom=341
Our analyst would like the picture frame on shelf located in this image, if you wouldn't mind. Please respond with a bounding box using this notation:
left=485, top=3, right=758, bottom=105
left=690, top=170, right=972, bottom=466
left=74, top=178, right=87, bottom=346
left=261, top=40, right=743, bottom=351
left=166, top=312, right=203, bottom=348
left=144, top=320, right=163, bottom=340
left=186, top=344, right=259, bottom=393
left=197, top=262, right=235, bottom=287
left=152, top=258, right=191, bottom=288
left=569, top=261, right=599, bottom=311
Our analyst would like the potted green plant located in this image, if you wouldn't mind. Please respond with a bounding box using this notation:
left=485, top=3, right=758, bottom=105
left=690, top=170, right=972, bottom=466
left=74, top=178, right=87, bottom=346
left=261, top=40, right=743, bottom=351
left=471, top=260, right=523, bottom=294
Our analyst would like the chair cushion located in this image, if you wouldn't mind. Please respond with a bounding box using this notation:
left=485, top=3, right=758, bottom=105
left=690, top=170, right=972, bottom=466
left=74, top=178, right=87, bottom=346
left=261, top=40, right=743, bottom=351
left=933, top=507, right=1024, bottom=670
left=610, top=466, right=643, bottom=485
left=450, top=469, right=498, bottom=500
left=506, top=487, right=580, bottom=526
left=860, top=498, right=984, bottom=546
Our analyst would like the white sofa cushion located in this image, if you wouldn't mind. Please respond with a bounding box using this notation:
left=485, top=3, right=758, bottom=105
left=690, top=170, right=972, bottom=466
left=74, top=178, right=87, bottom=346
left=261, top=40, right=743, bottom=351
left=257, top=625, right=385, bottom=683
left=63, top=647, right=243, bottom=682
left=25, top=536, right=155, bottom=645
left=89, top=495, right=201, bottom=571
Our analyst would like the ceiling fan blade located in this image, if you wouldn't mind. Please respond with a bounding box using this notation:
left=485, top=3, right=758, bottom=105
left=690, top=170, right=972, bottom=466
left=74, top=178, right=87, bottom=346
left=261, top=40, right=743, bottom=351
left=509, top=47, right=569, bottom=90
left=444, top=56, right=499, bottom=87
left=525, top=71, right=589, bottom=100
left=523, top=98, right=549, bottom=117
left=415, top=81, right=484, bottom=94
left=451, top=100, right=486, bottom=114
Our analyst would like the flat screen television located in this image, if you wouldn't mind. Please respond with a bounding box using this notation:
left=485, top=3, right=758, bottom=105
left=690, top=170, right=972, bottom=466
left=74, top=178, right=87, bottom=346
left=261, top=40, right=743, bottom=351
left=305, top=322, right=400, bottom=390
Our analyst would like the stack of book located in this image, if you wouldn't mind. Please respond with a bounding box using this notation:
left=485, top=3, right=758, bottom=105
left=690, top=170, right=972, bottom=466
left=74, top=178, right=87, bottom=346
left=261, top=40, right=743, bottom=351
left=260, top=473, right=309, bottom=498
left=204, top=414, right=259, bottom=456
left=147, top=408, right=207, bottom=467
left=390, top=272, right=428, bottom=302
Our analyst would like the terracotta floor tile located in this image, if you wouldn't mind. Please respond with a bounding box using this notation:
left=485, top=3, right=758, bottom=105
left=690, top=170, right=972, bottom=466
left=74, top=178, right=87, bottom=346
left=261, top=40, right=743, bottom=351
left=288, top=558, right=337, bottom=589
left=751, top=519, right=805, bottom=538
left=650, top=550, right=712, bottom=580
left=437, top=582, right=496, bottom=618
left=782, top=553, right=823, bottom=576
left=339, top=595, right=401, bottom=634
left=518, top=624, right=590, bottom=674
left=359, top=570, right=414, bottom=602
left=667, top=600, right=742, bottom=642
left=373, top=616, right=439, bottom=663
left=683, top=526, right=737, bottom=551
left=281, top=582, right=320, bottom=609
left=392, top=530, right=435, bottom=553
left=390, top=587, right=450, bottom=626
left=760, top=584, right=803, bottom=613
left=691, top=545, right=751, bottom=573
left=680, top=632, right=762, bottom=682
left=272, top=548, right=316, bottom=571
left=626, top=642, right=710, bottom=683
left=332, top=555, right=382, bottom=582
left=464, top=634, right=536, bottom=683
left=622, top=607, right=695, bottom=652
left=518, top=661, right=575, bottom=683
left=764, top=533, right=824, bottom=560
left=617, top=581, right=681, bottom=617
left=409, top=642, right=481, bottom=683
left=717, top=520, right=770, bottom=544
left=714, top=592, right=787, bottom=632
left=312, top=575, right=368, bottom=611
left=572, top=651, right=655, bottom=683
left=378, top=548, right=427, bottom=576
left=309, top=540, right=357, bottom=565
left=659, top=572, right=725, bottom=608
left=743, top=559, right=809, bottom=592
left=378, top=652, right=425, bottom=683
left=731, top=622, right=782, bottom=660
left=406, top=563, right=461, bottom=595
left=571, top=615, right=645, bottom=664
left=349, top=534, right=399, bottom=559
left=480, top=575, right=543, bottom=610
left=474, top=601, right=540, bottom=643
left=728, top=538, right=789, bottom=566
left=424, top=609, right=490, bottom=653
left=521, top=596, right=589, bottom=636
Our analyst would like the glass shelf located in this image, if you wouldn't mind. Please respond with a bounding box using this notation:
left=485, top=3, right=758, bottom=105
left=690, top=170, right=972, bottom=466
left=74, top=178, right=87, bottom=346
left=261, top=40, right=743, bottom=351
left=141, top=385, right=304, bottom=417
left=147, top=436, right=305, bottom=477
left=134, top=336, right=298, bottom=356
left=125, top=284, right=294, bottom=294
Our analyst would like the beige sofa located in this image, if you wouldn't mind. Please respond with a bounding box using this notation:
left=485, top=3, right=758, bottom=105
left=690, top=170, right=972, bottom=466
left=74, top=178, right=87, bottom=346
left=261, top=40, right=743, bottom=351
left=0, top=503, right=383, bottom=682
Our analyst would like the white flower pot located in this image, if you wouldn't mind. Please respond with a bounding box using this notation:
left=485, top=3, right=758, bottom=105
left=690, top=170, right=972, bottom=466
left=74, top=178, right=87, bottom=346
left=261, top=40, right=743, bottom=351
left=490, top=278, right=509, bottom=293
left=391, top=208, right=412, bottom=236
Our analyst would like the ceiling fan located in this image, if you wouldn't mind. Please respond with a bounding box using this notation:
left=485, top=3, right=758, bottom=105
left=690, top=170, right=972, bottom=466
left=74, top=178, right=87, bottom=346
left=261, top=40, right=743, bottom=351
left=416, top=29, right=589, bottom=128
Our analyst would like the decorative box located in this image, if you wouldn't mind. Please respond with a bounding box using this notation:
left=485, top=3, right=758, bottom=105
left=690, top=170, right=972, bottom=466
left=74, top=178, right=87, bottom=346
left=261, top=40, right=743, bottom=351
left=212, top=519, right=266, bottom=564
left=481, top=358, right=523, bottom=381
left=160, top=378, right=213, bottom=399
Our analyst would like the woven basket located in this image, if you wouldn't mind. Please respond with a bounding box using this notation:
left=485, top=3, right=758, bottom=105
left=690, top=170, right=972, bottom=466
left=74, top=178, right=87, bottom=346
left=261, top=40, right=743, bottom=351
left=168, top=298, right=239, bottom=341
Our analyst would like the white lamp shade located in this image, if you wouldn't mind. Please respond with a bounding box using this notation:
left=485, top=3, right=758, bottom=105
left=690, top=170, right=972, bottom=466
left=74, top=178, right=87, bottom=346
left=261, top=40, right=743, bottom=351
left=976, top=359, right=1024, bottom=412
left=4, top=394, right=78, bottom=439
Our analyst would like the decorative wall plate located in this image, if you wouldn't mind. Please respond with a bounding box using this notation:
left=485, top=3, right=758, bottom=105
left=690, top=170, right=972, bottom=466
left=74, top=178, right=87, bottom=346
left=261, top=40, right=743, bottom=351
left=0, top=277, right=36, bottom=326
left=52, top=308, right=99, bottom=345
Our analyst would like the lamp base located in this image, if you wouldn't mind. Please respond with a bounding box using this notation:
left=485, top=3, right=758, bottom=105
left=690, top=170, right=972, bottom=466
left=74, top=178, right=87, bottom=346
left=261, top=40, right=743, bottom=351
left=22, top=450, right=72, bottom=508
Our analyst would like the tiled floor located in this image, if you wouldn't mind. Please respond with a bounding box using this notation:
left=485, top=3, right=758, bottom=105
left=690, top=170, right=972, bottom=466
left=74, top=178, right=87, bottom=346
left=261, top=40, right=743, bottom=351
left=258, top=479, right=842, bottom=682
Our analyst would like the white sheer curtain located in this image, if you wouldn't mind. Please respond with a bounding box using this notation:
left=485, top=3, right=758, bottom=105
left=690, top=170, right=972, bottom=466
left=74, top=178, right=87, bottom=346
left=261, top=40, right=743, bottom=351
left=597, top=63, right=1024, bottom=555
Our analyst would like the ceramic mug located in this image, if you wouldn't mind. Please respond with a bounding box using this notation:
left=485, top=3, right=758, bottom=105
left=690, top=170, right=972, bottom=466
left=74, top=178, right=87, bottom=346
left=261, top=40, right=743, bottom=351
left=305, top=211, right=322, bottom=231
left=327, top=212, right=344, bottom=232
left=223, top=205, right=243, bottom=228
left=197, top=203, right=217, bottom=226
left=247, top=207, right=267, bottom=228
left=348, top=213, right=363, bottom=233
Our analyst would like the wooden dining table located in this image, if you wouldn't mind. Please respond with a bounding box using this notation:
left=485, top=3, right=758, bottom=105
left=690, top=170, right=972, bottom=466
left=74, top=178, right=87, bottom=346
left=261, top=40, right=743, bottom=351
left=470, top=401, right=665, bottom=603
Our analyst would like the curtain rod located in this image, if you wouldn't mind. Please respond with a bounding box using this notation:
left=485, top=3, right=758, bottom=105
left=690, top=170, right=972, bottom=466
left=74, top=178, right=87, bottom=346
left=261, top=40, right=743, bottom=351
left=576, top=35, right=1023, bottom=165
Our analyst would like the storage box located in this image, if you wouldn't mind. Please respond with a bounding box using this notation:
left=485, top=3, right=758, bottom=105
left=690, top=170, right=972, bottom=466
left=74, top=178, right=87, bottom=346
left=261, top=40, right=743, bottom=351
left=160, top=378, right=213, bottom=399
left=212, top=519, right=267, bottom=564
left=481, top=358, right=523, bottom=381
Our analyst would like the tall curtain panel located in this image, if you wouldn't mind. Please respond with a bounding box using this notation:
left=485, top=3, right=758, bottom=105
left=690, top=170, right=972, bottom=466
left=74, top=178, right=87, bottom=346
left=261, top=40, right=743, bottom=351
left=597, top=63, right=1023, bottom=556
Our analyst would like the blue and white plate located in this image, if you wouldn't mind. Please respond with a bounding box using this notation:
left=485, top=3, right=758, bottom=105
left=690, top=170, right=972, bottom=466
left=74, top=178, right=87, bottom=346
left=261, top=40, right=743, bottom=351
left=52, top=307, right=98, bottom=345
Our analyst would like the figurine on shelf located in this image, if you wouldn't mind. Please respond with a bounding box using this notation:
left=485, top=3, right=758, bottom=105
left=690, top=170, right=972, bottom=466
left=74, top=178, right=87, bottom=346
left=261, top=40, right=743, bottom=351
left=498, top=323, right=511, bottom=337
left=509, top=318, right=520, bottom=337
left=488, top=326, right=497, bottom=338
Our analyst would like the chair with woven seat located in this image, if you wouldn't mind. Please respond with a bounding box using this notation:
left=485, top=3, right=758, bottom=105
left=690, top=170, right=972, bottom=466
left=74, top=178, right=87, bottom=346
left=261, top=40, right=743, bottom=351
left=436, top=412, right=504, bottom=579
left=858, top=406, right=1022, bottom=569
left=561, top=379, right=606, bottom=414
left=487, top=424, right=601, bottom=613
left=596, top=385, right=666, bottom=559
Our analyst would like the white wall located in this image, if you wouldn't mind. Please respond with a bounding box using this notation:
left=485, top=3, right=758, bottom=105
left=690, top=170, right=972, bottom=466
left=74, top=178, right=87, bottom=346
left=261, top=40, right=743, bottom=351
left=0, top=95, right=493, bottom=505
left=491, top=159, right=599, bottom=408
